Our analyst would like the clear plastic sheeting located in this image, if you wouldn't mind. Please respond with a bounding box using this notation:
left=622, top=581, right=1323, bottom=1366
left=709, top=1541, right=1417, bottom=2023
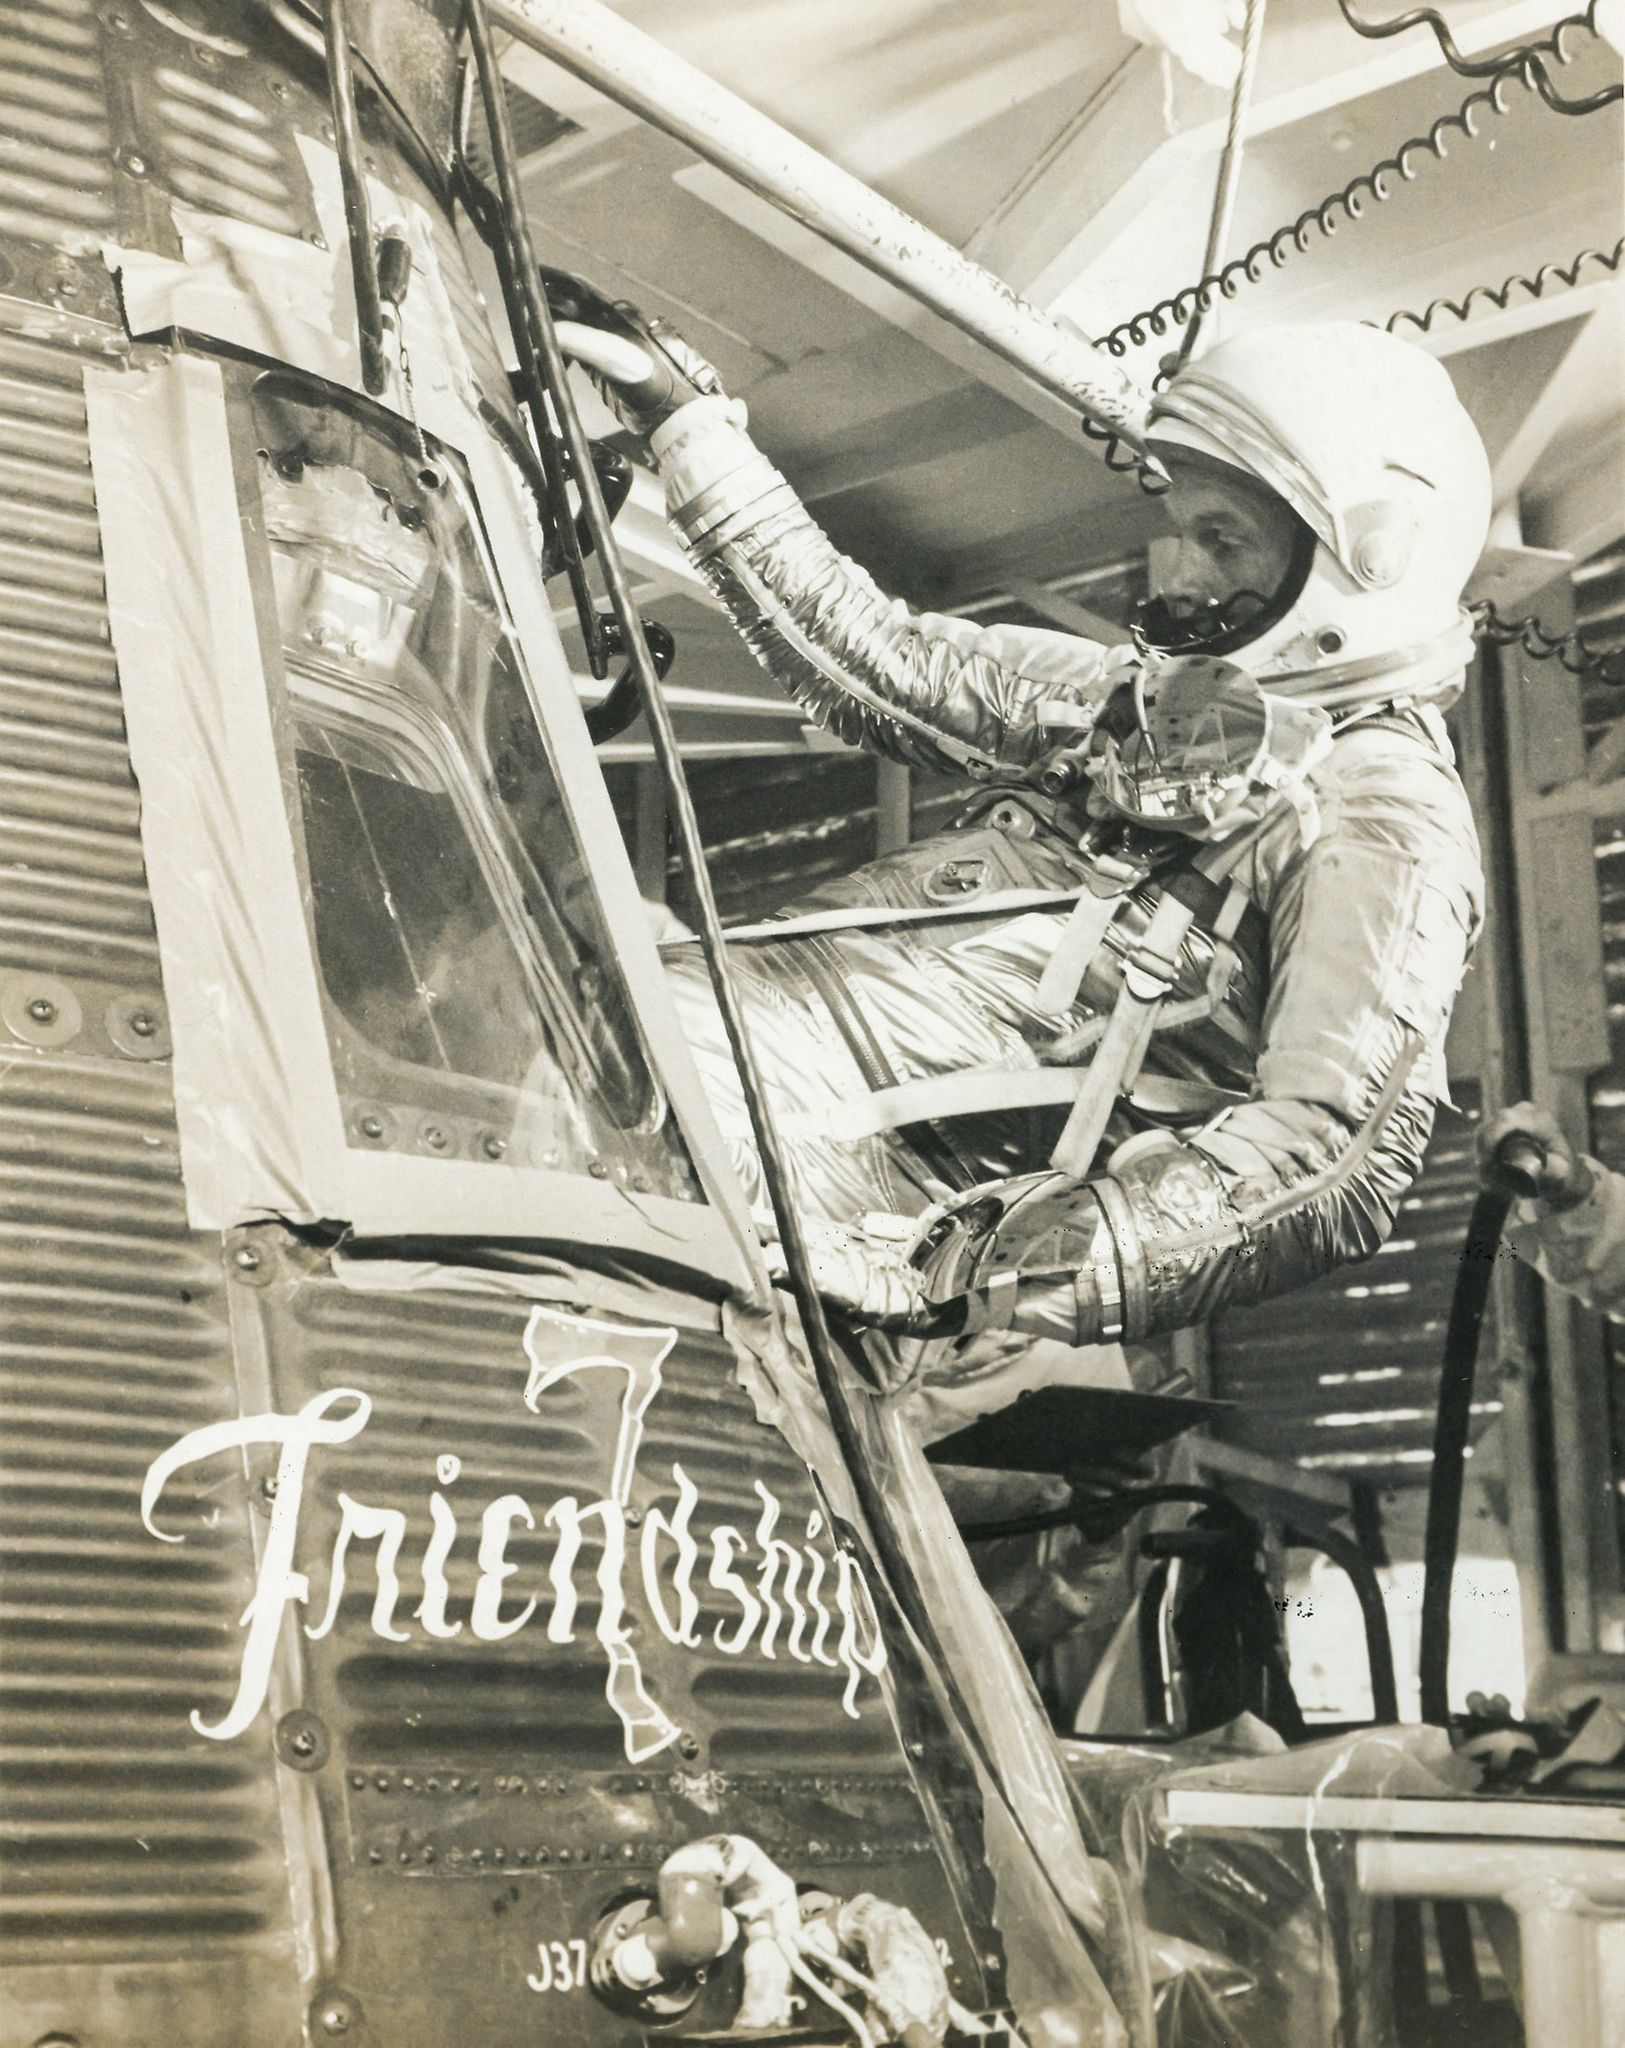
left=1065, top=1720, right=1482, bottom=2048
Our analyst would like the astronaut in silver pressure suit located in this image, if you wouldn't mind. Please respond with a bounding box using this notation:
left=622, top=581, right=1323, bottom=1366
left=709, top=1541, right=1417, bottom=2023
left=565, top=302, right=1489, bottom=1373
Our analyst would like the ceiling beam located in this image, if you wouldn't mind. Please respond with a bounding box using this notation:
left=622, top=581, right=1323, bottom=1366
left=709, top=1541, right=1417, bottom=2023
left=975, top=0, right=1577, bottom=304
left=668, top=164, right=1089, bottom=441
left=1003, top=577, right=1133, bottom=645
left=1491, top=312, right=1619, bottom=505
left=790, top=383, right=1030, bottom=503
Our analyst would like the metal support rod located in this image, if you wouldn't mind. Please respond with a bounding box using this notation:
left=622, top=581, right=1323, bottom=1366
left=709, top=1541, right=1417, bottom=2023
left=459, top=59, right=609, bottom=674
left=490, top=0, right=1151, bottom=453
left=1176, top=0, right=1268, bottom=365
left=321, top=0, right=389, bottom=395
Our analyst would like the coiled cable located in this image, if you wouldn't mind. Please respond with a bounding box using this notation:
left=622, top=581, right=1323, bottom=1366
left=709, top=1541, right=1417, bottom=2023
left=1473, top=602, right=1625, bottom=687
left=1384, top=237, right=1623, bottom=334
left=1094, top=4, right=1619, bottom=365
left=1335, top=0, right=1619, bottom=115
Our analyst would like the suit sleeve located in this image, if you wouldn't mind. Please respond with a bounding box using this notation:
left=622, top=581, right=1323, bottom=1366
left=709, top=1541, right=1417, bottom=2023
left=647, top=397, right=1117, bottom=776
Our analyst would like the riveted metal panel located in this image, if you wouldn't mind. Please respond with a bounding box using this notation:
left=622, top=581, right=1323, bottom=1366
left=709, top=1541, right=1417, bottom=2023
left=208, top=1259, right=975, bottom=2046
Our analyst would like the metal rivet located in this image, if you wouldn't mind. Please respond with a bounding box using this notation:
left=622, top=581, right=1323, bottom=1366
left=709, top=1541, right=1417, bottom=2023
left=676, top=1732, right=702, bottom=1761
left=482, top=1132, right=506, bottom=1159
left=358, top=1114, right=384, bottom=1140
left=123, top=153, right=147, bottom=177
left=233, top=1244, right=262, bottom=1272
left=588, top=1161, right=607, bottom=1179
left=128, top=1010, right=157, bottom=1038
left=27, top=997, right=55, bottom=1024
left=624, top=1507, right=643, bottom=1528
left=275, top=1709, right=330, bottom=1772
left=422, top=1124, right=449, bottom=1152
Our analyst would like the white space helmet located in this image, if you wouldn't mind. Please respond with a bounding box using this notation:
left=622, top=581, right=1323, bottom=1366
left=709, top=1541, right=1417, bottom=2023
left=1146, top=322, right=1492, bottom=713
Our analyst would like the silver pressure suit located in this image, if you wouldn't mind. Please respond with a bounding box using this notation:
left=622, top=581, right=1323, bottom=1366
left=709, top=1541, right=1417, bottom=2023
left=654, top=397, right=1484, bottom=1347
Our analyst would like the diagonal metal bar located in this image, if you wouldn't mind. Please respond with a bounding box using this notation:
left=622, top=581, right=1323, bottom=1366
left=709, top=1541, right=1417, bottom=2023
left=490, top=0, right=1152, bottom=454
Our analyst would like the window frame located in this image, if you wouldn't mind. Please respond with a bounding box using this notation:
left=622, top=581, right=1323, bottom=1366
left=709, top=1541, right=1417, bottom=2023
left=88, top=343, right=756, bottom=1291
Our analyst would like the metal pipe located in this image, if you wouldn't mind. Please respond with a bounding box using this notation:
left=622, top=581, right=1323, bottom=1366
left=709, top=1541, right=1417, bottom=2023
left=1359, top=1840, right=1625, bottom=2048
left=490, top=0, right=1152, bottom=452
left=462, top=26, right=608, bottom=672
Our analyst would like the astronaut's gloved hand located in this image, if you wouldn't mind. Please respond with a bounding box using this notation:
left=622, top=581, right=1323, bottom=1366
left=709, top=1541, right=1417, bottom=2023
left=762, top=1219, right=941, bottom=1336
left=1477, top=1101, right=1594, bottom=1211
left=542, top=267, right=735, bottom=437
left=896, top=1169, right=1118, bottom=1350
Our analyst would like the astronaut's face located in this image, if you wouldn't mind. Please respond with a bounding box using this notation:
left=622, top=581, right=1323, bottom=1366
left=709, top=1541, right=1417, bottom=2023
left=1156, top=449, right=1302, bottom=618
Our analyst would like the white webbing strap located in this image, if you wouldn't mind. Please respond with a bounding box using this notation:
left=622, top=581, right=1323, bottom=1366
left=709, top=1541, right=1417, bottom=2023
left=659, top=885, right=1084, bottom=950
left=808, top=993, right=1236, bottom=1143
left=1034, top=885, right=1129, bottom=1015
left=1048, top=885, right=1201, bottom=1177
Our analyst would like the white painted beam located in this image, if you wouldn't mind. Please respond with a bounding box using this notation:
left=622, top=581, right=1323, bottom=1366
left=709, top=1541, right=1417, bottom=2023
left=980, top=0, right=1578, bottom=303
left=1491, top=312, right=1619, bottom=504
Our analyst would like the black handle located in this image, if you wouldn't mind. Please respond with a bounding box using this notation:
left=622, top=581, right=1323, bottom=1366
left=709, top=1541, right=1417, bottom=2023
left=1483, top=1130, right=1550, bottom=1202
left=583, top=618, right=676, bottom=745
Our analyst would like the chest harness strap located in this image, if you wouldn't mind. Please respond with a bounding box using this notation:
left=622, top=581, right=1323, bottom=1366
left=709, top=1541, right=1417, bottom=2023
left=1048, top=829, right=1261, bottom=1177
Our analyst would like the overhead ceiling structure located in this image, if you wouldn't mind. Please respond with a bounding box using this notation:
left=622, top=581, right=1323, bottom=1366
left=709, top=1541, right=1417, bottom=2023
left=493, top=0, right=1623, bottom=739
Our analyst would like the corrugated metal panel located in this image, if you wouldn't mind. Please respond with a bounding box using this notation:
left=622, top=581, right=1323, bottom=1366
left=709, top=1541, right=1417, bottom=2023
left=146, top=62, right=312, bottom=238
left=0, top=323, right=153, bottom=982
left=226, top=1270, right=956, bottom=2048
left=0, top=296, right=297, bottom=2036
left=1206, top=1090, right=1487, bottom=1487
left=0, top=1053, right=294, bottom=1973
left=0, top=0, right=113, bottom=252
